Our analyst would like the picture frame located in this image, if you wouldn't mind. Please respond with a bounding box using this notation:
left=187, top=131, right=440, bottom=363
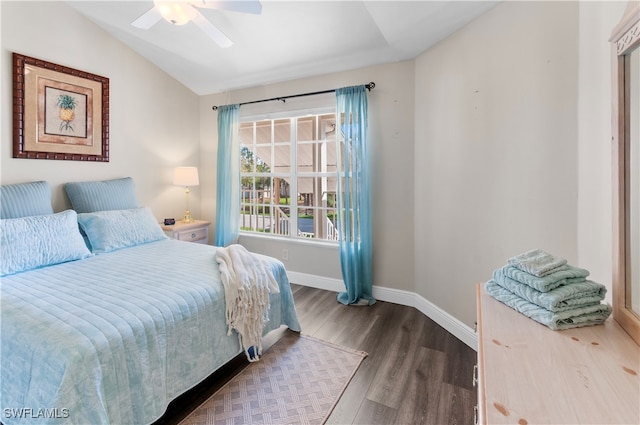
left=12, top=53, right=109, bottom=161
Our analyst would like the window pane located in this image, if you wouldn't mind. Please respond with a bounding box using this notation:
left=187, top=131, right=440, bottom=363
left=241, top=146, right=271, bottom=174
left=297, top=140, right=337, bottom=173
left=325, top=188, right=337, bottom=208
left=297, top=208, right=315, bottom=239
left=324, top=208, right=339, bottom=241
left=324, top=140, right=338, bottom=173
left=252, top=144, right=271, bottom=168
left=240, top=146, right=253, bottom=173
left=297, top=142, right=314, bottom=173
left=256, top=121, right=272, bottom=143
left=297, top=116, right=316, bottom=142
left=319, top=114, right=336, bottom=140
left=295, top=207, right=339, bottom=240
left=272, top=203, right=291, bottom=237
left=273, top=144, right=291, bottom=174
left=274, top=119, right=290, bottom=144
left=273, top=177, right=291, bottom=204
left=297, top=177, right=315, bottom=206
left=239, top=123, right=253, bottom=145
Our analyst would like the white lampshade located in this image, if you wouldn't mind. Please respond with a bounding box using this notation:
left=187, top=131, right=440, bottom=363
left=173, top=166, right=199, bottom=187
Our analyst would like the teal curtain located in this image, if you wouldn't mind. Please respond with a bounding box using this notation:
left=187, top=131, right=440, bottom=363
left=336, top=86, right=375, bottom=306
left=214, top=104, right=240, bottom=247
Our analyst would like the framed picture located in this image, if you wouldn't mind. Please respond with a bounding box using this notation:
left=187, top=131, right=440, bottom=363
left=12, top=53, right=109, bottom=161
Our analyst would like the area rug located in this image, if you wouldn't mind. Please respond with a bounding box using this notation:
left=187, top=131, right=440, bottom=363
left=179, top=332, right=367, bottom=425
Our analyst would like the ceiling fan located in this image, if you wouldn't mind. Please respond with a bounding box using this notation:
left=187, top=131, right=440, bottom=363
left=132, top=0, right=262, bottom=48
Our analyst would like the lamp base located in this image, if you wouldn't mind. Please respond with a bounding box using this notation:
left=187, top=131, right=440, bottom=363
left=182, top=209, right=194, bottom=223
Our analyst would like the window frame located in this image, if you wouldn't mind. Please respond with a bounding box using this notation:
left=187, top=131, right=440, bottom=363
left=239, top=106, right=339, bottom=243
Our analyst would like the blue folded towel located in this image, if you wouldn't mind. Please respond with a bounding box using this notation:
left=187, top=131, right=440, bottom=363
left=484, top=280, right=611, bottom=330
left=493, top=268, right=606, bottom=312
left=508, top=249, right=567, bottom=277
left=501, top=264, right=590, bottom=292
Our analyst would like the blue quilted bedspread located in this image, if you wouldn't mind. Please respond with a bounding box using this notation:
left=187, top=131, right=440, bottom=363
left=0, top=240, right=301, bottom=425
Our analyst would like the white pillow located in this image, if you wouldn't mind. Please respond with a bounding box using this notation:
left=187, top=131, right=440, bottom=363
left=1, top=210, right=92, bottom=277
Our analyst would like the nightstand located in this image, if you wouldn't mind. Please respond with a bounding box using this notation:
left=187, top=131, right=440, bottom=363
left=161, top=220, right=211, bottom=244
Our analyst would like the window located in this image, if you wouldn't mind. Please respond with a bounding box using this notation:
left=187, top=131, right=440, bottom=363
left=239, top=112, right=339, bottom=241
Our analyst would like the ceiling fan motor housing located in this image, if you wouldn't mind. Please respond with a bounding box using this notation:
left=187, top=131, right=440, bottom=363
left=154, top=1, right=196, bottom=26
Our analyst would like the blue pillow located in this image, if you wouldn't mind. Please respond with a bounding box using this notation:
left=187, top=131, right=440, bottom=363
left=0, top=181, right=53, bottom=219
left=77, top=207, right=167, bottom=254
left=65, top=177, right=139, bottom=213
left=1, top=210, right=92, bottom=277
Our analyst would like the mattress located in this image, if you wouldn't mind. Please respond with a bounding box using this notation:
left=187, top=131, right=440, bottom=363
left=0, top=239, right=301, bottom=425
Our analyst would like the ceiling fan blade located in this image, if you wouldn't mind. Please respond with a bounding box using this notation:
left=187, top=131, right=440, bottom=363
left=192, top=1, right=262, bottom=15
left=131, top=7, right=163, bottom=29
left=191, top=11, right=233, bottom=48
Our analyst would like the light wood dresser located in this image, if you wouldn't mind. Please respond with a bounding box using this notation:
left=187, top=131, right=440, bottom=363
left=476, top=284, right=639, bottom=424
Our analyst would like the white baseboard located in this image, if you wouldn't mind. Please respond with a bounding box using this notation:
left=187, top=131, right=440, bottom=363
left=286, top=271, right=478, bottom=351
left=412, top=292, right=478, bottom=351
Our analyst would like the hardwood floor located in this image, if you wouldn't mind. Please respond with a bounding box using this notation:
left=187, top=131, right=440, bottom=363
left=154, top=284, right=478, bottom=425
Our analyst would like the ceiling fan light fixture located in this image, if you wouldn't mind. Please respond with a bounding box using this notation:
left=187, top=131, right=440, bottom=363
left=154, top=1, right=196, bottom=25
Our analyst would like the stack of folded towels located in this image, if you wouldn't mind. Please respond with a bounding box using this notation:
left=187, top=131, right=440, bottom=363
left=485, top=249, right=612, bottom=330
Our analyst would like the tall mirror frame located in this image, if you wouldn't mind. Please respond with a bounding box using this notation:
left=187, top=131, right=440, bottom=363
left=611, top=1, right=640, bottom=346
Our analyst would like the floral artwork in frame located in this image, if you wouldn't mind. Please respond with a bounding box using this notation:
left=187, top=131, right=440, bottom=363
left=12, top=53, right=109, bottom=161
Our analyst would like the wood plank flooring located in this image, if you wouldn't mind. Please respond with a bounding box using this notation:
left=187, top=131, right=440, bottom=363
left=154, top=284, right=478, bottom=425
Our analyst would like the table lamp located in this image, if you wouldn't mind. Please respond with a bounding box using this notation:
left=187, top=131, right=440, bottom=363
left=173, top=166, right=199, bottom=223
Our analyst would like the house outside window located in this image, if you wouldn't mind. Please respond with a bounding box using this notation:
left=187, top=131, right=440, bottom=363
left=239, top=111, right=339, bottom=241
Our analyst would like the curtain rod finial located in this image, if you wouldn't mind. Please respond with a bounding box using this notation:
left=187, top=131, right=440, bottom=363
left=212, top=105, right=218, bottom=111
left=367, top=82, right=375, bottom=91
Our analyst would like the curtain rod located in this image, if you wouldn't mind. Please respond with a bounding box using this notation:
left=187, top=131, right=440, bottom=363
left=211, top=81, right=375, bottom=110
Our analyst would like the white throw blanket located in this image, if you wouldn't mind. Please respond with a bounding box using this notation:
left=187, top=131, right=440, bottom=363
left=215, top=244, right=280, bottom=361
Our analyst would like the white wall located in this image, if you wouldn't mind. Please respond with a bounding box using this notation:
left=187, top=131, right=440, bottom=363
left=414, top=1, right=580, bottom=327
left=0, top=1, right=200, bottom=221
left=577, top=1, right=627, bottom=305
left=200, top=61, right=416, bottom=292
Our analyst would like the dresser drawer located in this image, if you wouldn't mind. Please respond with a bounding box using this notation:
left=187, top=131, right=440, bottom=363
left=175, top=227, right=208, bottom=243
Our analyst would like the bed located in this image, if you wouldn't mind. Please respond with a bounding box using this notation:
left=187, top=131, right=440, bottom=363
left=0, top=179, right=301, bottom=425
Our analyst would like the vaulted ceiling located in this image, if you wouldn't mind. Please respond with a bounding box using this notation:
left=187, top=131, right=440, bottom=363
left=67, top=1, right=498, bottom=95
